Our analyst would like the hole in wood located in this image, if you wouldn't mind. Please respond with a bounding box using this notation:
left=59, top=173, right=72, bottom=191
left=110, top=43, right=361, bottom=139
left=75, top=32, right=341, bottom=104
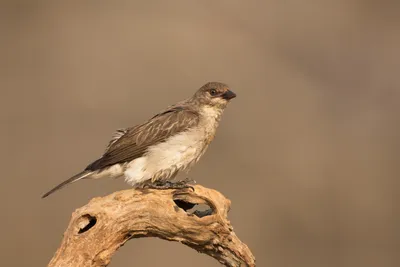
left=173, top=200, right=213, bottom=218
left=173, top=199, right=196, bottom=211
left=77, top=214, right=97, bottom=234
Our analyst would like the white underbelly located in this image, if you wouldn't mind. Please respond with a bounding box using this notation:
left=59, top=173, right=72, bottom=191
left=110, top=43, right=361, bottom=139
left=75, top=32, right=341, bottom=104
left=124, top=129, right=207, bottom=185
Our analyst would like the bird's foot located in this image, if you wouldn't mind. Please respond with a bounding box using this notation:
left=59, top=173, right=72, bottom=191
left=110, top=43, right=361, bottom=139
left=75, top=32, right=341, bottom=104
left=143, top=178, right=195, bottom=191
left=181, top=177, right=197, bottom=184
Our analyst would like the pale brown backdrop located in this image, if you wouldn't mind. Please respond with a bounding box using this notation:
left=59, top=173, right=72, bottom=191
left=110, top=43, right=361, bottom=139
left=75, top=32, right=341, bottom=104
left=1, top=1, right=399, bottom=267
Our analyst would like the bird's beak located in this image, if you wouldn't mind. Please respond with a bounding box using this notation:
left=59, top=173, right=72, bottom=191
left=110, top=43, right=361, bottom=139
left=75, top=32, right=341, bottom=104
left=221, top=90, right=236, bottom=100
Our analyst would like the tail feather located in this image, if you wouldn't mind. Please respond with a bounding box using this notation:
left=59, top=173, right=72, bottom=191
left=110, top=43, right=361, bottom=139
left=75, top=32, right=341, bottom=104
left=42, top=171, right=92, bottom=198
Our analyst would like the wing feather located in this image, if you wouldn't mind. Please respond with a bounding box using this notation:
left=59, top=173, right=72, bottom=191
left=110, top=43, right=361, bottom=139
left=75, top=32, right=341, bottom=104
left=104, top=128, right=128, bottom=152
left=85, top=106, right=199, bottom=171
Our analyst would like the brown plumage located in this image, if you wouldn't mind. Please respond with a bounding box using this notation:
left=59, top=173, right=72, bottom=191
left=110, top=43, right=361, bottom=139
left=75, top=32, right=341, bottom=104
left=86, top=107, right=200, bottom=171
left=42, top=82, right=236, bottom=198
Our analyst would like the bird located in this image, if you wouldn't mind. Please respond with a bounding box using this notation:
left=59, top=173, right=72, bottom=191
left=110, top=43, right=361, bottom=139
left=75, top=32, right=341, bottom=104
left=42, top=82, right=236, bottom=198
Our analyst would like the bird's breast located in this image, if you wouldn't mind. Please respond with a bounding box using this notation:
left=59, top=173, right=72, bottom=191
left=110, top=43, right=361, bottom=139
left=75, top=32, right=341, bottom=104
left=125, top=128, right=210, bottom=184
left=199, top=108, right=221, bottom=145
left=124, top=108, right=222, bottom=186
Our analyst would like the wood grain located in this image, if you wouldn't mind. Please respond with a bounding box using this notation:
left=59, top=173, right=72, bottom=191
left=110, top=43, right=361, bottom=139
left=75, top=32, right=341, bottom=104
left=48, top=185, right=256, bottom=267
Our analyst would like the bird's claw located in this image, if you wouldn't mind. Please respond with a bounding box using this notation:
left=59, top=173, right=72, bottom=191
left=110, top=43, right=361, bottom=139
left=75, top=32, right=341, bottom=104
left=143, top=179, right=195, bottom=191
left=182, top=177, right=197, bottom=184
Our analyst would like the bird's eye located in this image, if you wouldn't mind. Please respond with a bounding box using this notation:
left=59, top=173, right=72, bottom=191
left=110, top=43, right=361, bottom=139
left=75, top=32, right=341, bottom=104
left=209, top=89, right=218, bottom=96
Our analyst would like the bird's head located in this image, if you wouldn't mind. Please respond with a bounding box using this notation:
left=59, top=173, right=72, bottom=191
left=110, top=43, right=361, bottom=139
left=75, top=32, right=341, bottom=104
left=192, top=82, right=236, bottom=109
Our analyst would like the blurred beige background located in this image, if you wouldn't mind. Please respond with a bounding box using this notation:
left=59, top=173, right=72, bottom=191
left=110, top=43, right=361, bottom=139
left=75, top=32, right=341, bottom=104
left=1, top=1, right=399, bottom=266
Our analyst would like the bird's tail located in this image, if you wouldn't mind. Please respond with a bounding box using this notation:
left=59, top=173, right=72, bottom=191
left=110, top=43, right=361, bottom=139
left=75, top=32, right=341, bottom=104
left=42, top=171, right=92, bottom=198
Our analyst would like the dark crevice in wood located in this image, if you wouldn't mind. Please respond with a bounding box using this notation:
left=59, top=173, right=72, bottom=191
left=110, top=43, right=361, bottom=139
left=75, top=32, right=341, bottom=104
left=78, top=214, right=97, bottom=234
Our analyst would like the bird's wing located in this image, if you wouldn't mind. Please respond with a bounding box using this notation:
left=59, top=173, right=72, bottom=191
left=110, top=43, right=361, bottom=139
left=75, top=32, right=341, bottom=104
left=104, top=128, right=128, bottom=152
left=85, top=106, right=200, bottom=171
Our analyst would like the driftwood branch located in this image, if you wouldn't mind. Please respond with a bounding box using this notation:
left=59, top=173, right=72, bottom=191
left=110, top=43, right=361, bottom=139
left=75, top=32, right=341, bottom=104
left=48, top=185, right=256, bottom=267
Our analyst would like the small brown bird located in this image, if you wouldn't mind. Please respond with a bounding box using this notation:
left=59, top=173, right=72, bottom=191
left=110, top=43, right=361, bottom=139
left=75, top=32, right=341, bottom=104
left=42, top=82, right=236, bottom=198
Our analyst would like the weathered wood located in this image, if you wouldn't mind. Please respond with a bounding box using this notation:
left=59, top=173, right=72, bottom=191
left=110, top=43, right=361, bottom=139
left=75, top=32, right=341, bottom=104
left=48, top=185, right=256, bottom=267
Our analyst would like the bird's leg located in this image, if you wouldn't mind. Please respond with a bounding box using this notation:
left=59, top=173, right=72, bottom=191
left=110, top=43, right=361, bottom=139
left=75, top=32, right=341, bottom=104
left=181, top=177, right=197, bottom=184
left=142, top=178, right=195, bottom=191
